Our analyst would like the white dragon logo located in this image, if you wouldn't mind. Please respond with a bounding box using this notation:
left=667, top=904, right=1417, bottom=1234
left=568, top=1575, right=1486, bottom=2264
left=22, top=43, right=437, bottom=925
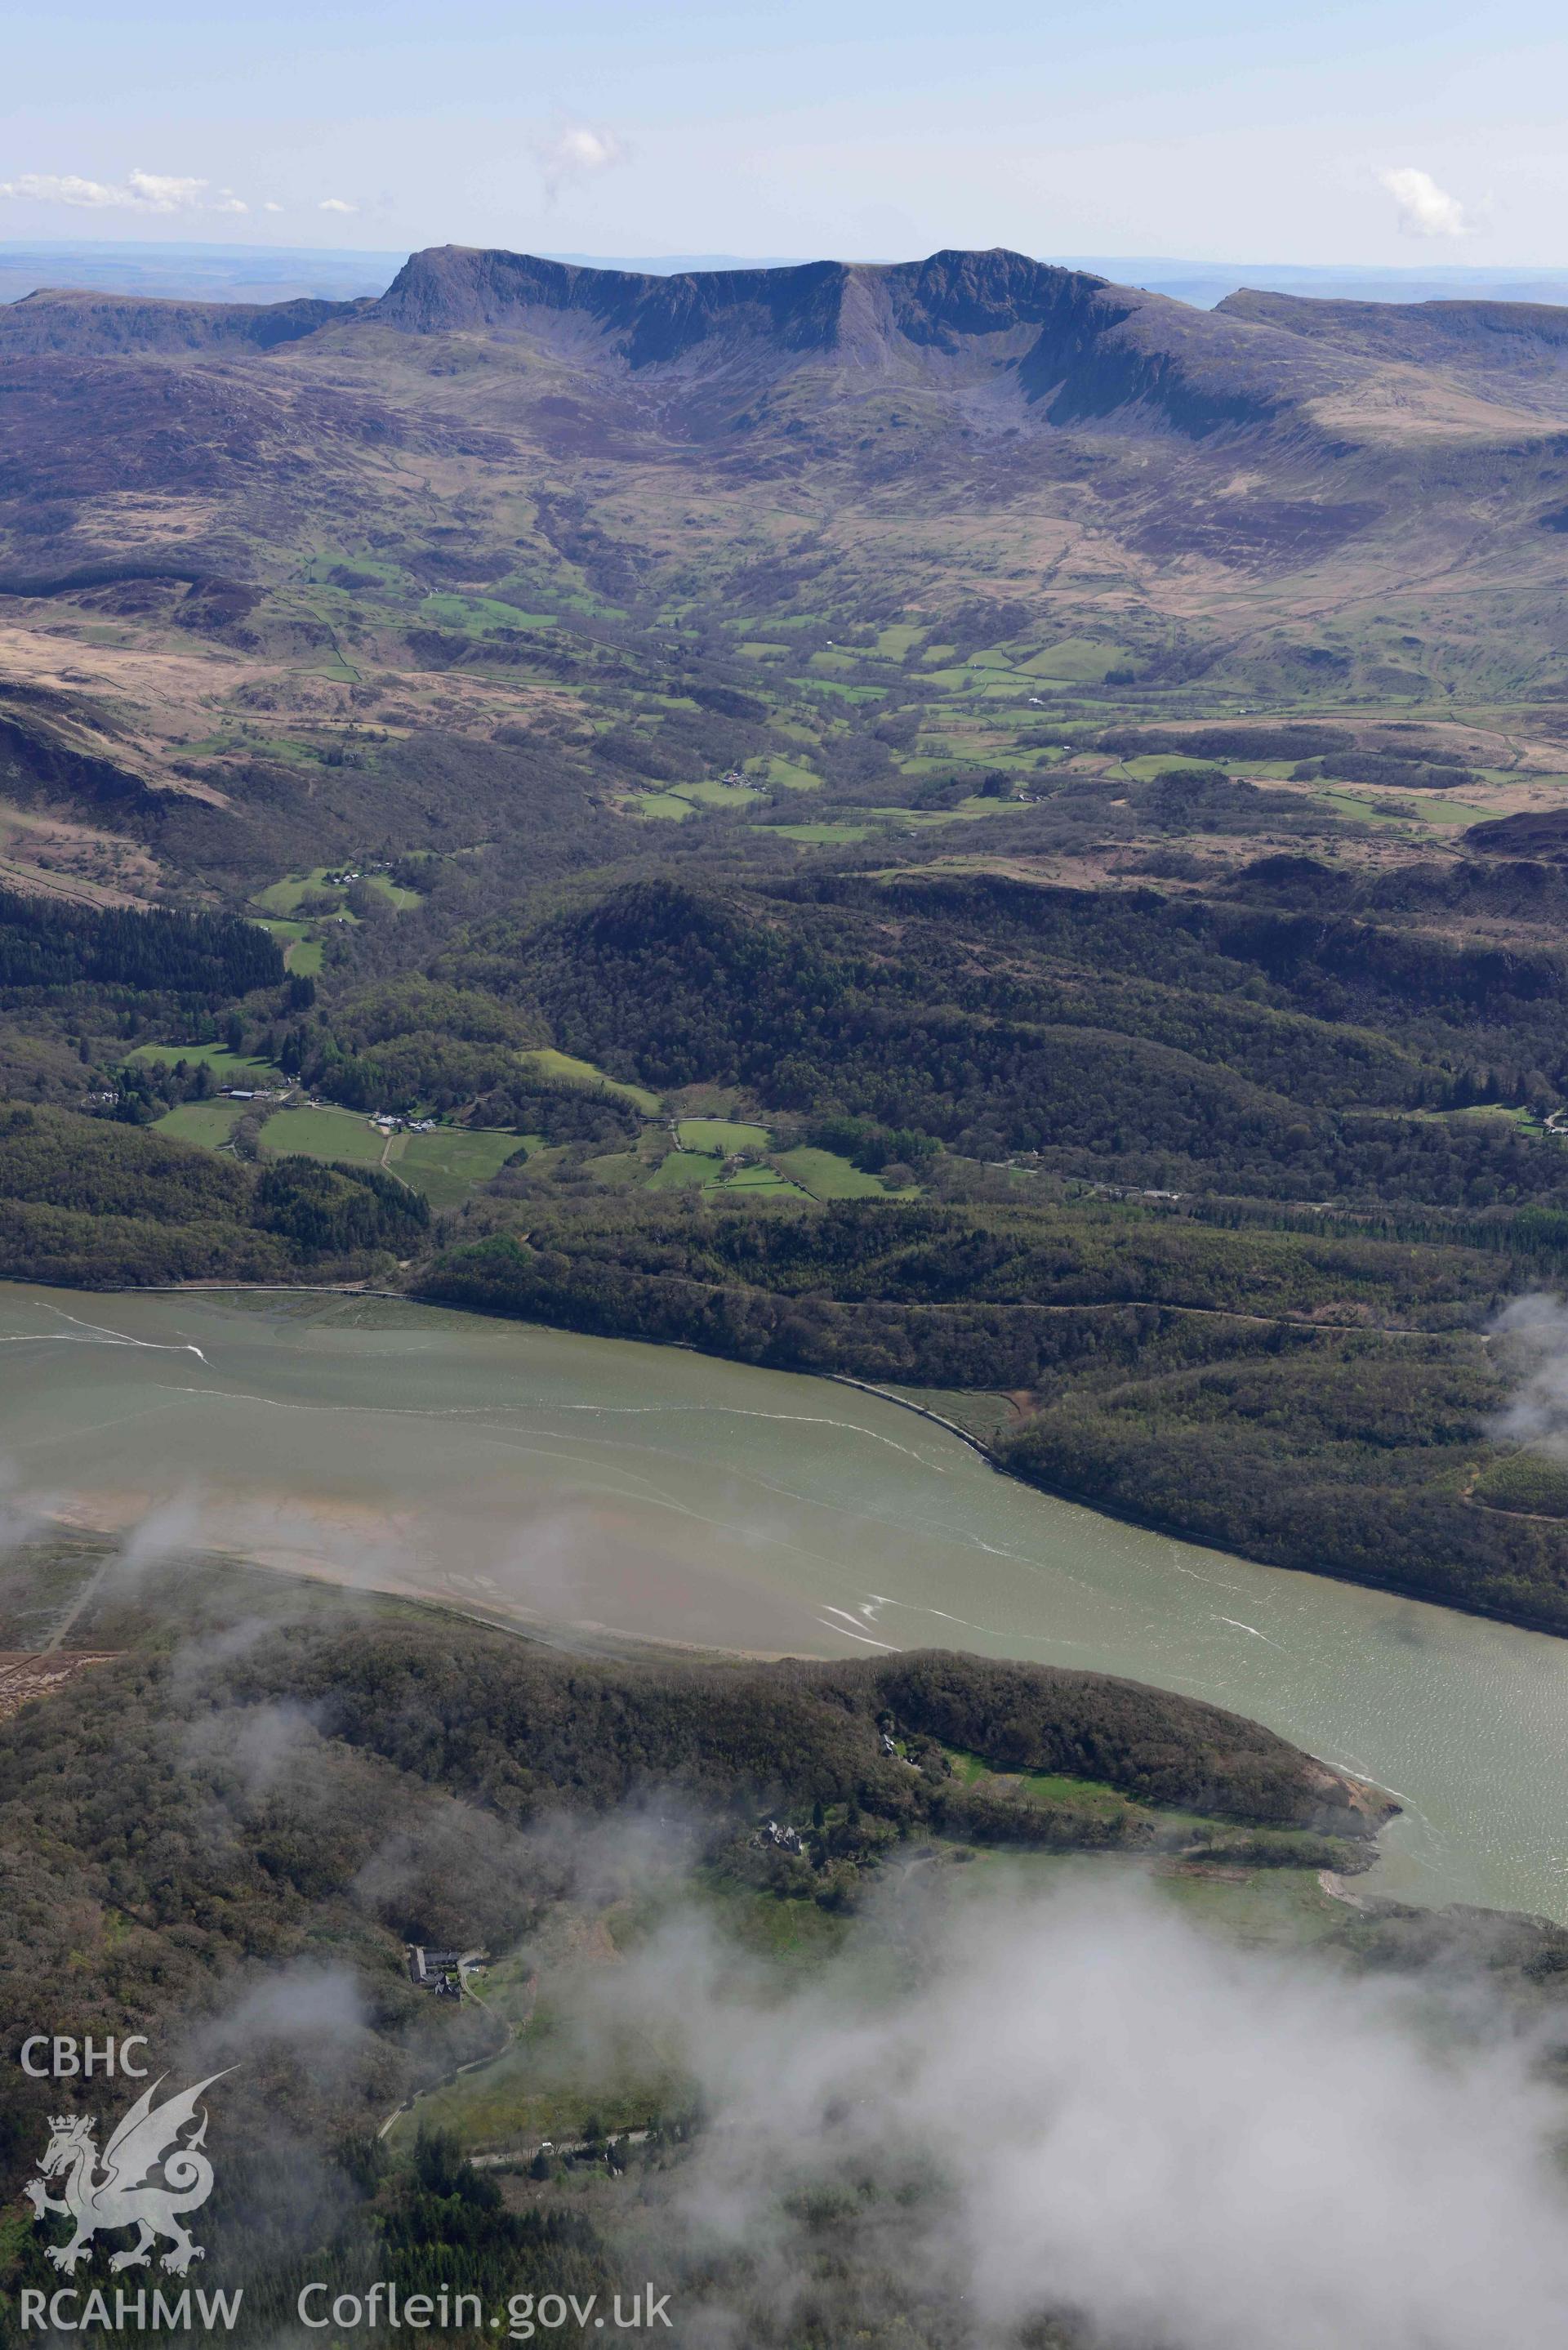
left=24, top=2072, right=231, bottom=2276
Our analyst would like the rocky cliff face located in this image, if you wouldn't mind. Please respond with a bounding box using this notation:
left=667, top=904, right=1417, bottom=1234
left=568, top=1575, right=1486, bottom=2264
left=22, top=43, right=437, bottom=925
left=371, top=246, right=851, bottom=360
left=367, top=245, right=1342, bottom=438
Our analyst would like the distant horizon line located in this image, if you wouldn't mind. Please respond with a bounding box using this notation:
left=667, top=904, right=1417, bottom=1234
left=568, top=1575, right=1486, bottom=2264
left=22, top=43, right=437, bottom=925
left=4, top=237, right=1568, bottom=279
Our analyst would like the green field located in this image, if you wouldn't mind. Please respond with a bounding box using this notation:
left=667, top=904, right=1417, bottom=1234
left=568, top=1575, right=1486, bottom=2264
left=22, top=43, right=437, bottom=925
left=675, top=1117, right=771, bottom=1153
left=420, top=591, right=557, bottom=636
left=363, top=874, right=423, bottom=909
left=190, top=727, right=317, bottom=765
left=584, top=1149, right=645, bottom=1185
left=644, top=1148, right=723, bottom=1189
left=1118, top=754, right=1227, bottom=782
left=391, top=1126, right=523, bottom=1209
left=147, top=1099, right=519, bottom=1178
left=767, top=822, right=876, bottom=845
left=1410, top=800, right=1498, bottom=826
left=252, top=869, right=334, bottom=915
left=1316, top=790, right=1415, bottom=827
left=1019, top=637, right=1129, bottom=681
left=517, top=1049, right=662, bottom=1115
left=709, top=1162, right=808, bottom=1195
left=151, top=1099, right=250, bottom=1148
left=253, top=918, right=324, bottom=974
left=302, top=547, right=409, bottom=590
left=253, top=1108, right=523, bottom=1204
left=254, top=867, right=418, bottom=916
left=1354, top=795, right=1490, bottom=828
left=675, top=778, right=764, bottom=808
left=1414, top=1102, right=1543, bottom=1130
left=753, top=755, right=822, bottom=791
left=773, top=1145, right=890, bottom=1198
left=866, top=799, right=1028, bottom=830
left=261, top=1105, right=389, bottom=1166
left=631, top=791, right=697, bottom=820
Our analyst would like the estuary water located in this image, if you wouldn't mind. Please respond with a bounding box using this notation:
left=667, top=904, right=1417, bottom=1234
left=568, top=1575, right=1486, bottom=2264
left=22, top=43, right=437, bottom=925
left=2, top=1282, right=1567, bottom=1920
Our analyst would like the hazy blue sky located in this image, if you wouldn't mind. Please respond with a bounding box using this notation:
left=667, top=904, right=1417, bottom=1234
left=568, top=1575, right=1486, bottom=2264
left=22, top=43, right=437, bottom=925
left=2, top=0, right=1565, bottom=265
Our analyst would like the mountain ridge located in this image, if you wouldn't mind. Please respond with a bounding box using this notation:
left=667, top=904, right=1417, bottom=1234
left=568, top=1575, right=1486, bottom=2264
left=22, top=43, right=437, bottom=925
left=11, top=240, right=1568, bottom=445
left=0, top=243, right=1358, bottom=442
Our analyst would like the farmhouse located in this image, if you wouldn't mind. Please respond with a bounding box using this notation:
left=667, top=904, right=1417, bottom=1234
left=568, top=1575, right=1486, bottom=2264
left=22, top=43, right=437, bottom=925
left=405, top=1946, right=479, bottom=1995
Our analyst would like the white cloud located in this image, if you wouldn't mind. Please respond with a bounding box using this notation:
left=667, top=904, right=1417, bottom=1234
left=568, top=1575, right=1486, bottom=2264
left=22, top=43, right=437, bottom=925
left=1490, top=1293, right=1568, bottom=1455
left=1379, top=165, right=1470, bottom=239
left=0, top=173, right=122, bottom=209
left=532, top=123, right=629, bottom=205
left=588, top=1879, right=1568, bottom=2350
left=125, top=167, right=207, bottom=211
left=262, top=200, right=284, bottom=215
left=550, top=126, right=623, bottom=174
left=318, top=197, right=357, bottom=214
left=0, top=166, right=220, bottom=215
